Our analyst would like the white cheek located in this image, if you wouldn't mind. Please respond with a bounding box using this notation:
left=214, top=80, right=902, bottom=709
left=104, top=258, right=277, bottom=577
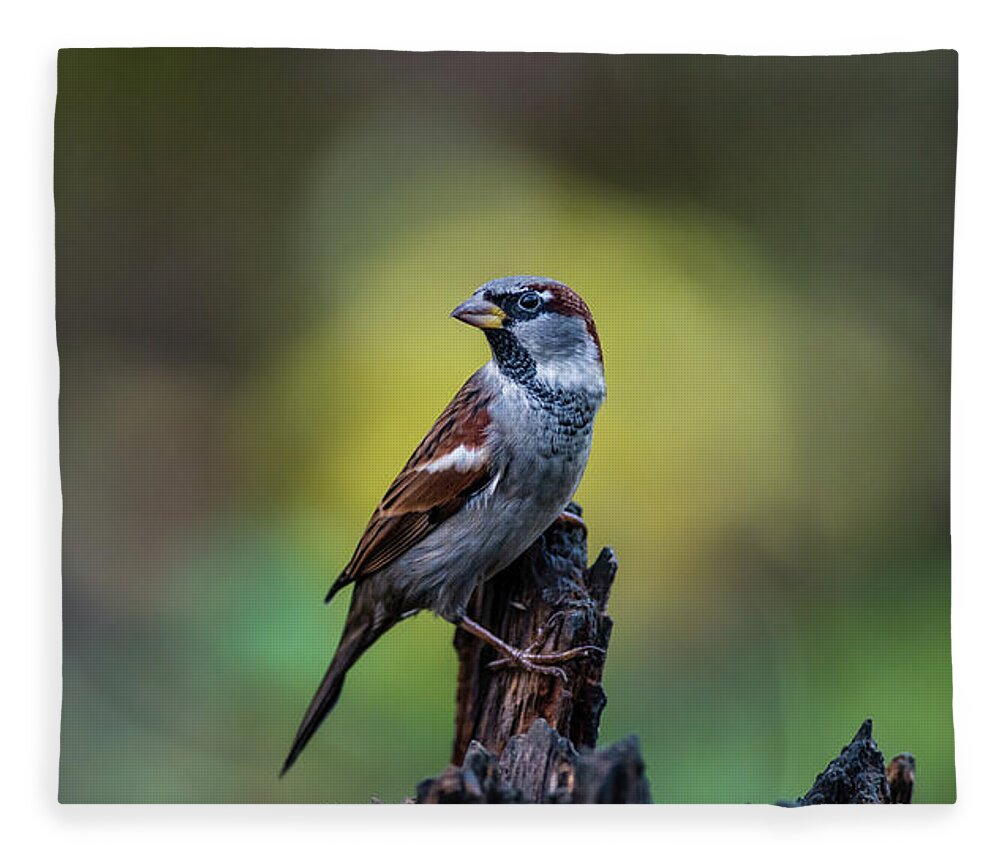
left=533, top=351, right=605, bottom=394
left=531, top=326, right=606, bottom=395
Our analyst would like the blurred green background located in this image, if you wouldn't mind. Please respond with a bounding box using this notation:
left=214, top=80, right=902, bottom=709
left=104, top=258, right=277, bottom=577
left=55, top=49, right=956, bottom=803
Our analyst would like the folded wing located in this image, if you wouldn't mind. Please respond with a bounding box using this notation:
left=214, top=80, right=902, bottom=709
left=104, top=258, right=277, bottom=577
left=324, top=370, right=494, bottom=602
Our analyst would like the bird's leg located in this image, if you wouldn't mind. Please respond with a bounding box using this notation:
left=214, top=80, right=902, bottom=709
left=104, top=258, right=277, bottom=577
left=456, top=615, right=604, bottom=681
left=554, top=508, right=587, bottom=535
left=486, top=628, right=605, bottom=673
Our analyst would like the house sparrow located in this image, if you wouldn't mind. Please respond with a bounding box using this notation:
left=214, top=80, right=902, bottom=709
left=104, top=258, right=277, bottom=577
left=281, top=276, right=606, bottom=775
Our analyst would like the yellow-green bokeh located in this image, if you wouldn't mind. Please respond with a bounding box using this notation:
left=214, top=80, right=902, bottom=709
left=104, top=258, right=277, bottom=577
left=56, top=49, right=955, bottom=803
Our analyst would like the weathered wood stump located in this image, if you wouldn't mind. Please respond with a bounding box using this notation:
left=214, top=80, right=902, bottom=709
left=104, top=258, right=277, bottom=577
left=416, top=718, right=650, bottom=803
left=452, top=502, right=616, bottom=760
left=413, top=503, right=916, bottom=805
left=779, top=719, right=917, bottom=806
left=416, top=502, right=651, bottom=803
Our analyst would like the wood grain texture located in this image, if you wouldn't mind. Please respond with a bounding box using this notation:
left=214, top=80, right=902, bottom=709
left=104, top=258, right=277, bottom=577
left=416, top=502, right=652, bottom=803
left=451, top=502, right=616, bottom=763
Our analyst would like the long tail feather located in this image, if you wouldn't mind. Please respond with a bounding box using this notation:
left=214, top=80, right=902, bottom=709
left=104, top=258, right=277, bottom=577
left=280, top=615, right=380, bottom=777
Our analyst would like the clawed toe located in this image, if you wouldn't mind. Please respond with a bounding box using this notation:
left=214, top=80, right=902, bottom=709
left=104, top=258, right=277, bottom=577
left=457, top=614, right=601, bottom=685
left=486, top=644, right=604, bottom=679
left=487, top=654, right=568, bottom=682
left=525, top=644, right=606, bottom=664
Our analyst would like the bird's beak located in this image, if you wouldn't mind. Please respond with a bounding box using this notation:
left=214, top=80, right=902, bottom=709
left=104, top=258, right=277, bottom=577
left=450, top=296, right=506, bottom=329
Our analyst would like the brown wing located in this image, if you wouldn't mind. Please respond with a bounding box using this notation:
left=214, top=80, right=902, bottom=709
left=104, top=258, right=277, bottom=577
left=324, top=370, right=494, bottom=602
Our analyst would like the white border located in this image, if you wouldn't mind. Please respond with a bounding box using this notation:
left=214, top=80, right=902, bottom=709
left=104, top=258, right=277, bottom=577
left=4, top=2, right=996, bottom=857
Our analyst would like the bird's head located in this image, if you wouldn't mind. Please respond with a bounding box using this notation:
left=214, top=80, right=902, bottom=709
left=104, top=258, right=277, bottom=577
left=451, top=276, right=604, bottom=393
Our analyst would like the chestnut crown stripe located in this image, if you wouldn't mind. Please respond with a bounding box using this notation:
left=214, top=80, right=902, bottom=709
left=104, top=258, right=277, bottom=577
left=544, top=283, right=603, bottom=364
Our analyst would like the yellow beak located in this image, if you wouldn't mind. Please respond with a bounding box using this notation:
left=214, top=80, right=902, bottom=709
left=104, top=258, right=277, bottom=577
left=450, top=296, right=506, bottom=330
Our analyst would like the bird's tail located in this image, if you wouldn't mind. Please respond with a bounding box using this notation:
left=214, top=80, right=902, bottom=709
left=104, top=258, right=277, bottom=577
left=280, top=610, right=387, bottom=777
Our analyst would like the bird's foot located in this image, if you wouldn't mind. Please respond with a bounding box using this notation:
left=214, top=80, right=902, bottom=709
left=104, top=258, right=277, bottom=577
left=457, top=614, right=604, bottom=682
left=487, top=650, right=569, bottom=680
left=554, top=509, right=587, bottom=535
left=486, top=644, right=605, bottom=679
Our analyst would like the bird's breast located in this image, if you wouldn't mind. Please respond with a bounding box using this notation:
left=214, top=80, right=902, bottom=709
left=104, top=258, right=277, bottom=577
left=489, top=386, right=596, bottom=508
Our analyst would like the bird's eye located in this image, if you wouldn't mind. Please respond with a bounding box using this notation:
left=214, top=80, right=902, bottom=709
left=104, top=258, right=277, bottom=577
left=518, top=291, right=542, bottom=311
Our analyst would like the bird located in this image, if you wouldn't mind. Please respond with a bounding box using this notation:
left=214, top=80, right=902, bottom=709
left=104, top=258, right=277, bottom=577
left=281, top=275, right=606, bottom=776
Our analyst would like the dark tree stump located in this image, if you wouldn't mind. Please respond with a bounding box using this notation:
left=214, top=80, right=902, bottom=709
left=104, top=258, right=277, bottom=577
left=413, top=503, right=917, bottom=805
left=416, top=502, right=651, bottom=803
left=778, top=719, right=917, bottom=806
left=416, top=718, right=650, bottom=804
left=571, top=733, right=651, bottom=804
left=452, top=502, right=617, bottom=762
